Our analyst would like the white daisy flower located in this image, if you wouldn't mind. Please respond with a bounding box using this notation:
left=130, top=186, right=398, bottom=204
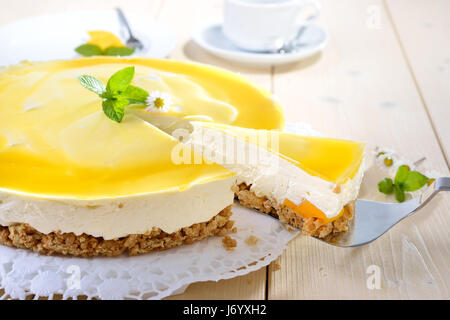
left=146, top=91, right=173, bottom=113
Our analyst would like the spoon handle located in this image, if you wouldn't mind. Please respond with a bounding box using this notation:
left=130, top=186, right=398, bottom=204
left=415, top=177, right=450, bottom=213
left=436, top=177, right=450, bottom=191
left=116, top=8, right=134, bottom=37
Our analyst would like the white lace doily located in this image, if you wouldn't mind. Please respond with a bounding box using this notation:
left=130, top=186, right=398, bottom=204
left=0, top=122, right=440, bottom=300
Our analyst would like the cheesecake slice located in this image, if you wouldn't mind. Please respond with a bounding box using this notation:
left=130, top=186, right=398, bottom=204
left=177, top=122, right=365, bottom=238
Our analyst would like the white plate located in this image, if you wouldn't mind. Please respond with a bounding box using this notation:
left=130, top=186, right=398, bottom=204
left=192, top=21, right=328, bottom=66
left=0, top=10, right=176, bottom=66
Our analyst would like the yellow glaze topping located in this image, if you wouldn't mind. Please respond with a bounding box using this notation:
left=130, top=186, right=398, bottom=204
left=276, top=133, right=365, bottom=184
left=0, top=58, right=284, bottom=198
left=196, top=123, right=365, bottom=184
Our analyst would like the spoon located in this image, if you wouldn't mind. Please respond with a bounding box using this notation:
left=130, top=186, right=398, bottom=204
left=116, top=8, right=144, bottom=51
left=272, top=15, right=316, bottom=54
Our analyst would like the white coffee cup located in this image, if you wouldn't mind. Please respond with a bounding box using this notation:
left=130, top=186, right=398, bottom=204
left=223, top=0, right=320, bottom=52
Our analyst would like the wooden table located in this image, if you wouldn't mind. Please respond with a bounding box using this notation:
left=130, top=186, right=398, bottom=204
left=1, top=0, right=448, bottom=300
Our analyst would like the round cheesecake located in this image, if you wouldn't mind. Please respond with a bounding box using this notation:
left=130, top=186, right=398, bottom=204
left=0, top=57, right=284, bottom=256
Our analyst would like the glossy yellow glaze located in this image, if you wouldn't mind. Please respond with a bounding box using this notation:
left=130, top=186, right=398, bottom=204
left=197, top=123, right=365, bottom=184
left=277, top=133, right=365, bottom=184
left=0, top=58, right=284, bottom=198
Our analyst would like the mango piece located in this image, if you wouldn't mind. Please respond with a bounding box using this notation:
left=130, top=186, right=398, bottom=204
left=87, top=31, right=125, bottom=50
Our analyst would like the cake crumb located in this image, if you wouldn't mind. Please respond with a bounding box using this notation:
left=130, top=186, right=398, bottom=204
left=284, top=225, right=296, bottom=232
left=333, top=184, right=341, bottom=194
left=245, top=235, right=260, bottom=246
left=222, top=236, right=237, bottom=251
left=273, top=263, right=282, bottom=271
left=247, top=279, right=253, bottom=285
left=231, top=227, right=238, bottom=233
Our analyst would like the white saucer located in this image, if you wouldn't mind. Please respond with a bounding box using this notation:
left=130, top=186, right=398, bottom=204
left=192, top=21, right=328, bottom=66
left=0, top=10, right=176, bottom=66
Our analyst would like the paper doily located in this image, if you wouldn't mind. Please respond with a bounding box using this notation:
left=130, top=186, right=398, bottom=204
left=0, top=205, right=298, bottom=300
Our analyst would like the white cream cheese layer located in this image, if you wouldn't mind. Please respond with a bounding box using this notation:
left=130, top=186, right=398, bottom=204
left=0, top=177, right=234, bottom=240
left=183, top=123, right=364, bottom=219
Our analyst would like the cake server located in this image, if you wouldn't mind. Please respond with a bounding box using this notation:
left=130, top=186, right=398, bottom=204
left=316, top=176, right=450, bottom=247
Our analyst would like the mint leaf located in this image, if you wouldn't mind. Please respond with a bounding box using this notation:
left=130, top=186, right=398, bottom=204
left=122, top=85, right=149, bottom=104
left=394, top=165, right=410, bottom=187
left=104, top=46, right=135, bottom=56
left=100, top=90, right=114, bottom=100
left=106, top=66, right=135, bottom=94
left=403, top=171, right=429, bottom=191
left=102, top=97, right=128, bottom=123
left=394, top=185, right=405, bottom=202
left=78, top=75, right=106, bottom=95
left=75, top=44, right=103, bottom=57
left=78, top=66, right=150, bottom=123
left=378, top=178, right=394, bottom=195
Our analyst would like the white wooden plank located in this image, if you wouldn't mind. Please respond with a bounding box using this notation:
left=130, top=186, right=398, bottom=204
left=269, top=0, right=450, bottom=300
left=385, top=0, right=450, bottom=163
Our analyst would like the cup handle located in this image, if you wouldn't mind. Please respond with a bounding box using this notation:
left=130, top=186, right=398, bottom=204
left=301, top=0, right=321, bottom=23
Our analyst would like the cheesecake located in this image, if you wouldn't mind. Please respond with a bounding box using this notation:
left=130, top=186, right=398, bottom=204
left=0, top=57, right=364, bottom=256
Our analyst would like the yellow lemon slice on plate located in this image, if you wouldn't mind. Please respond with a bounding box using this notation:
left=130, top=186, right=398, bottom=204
left=87, top=30, right=125, bottom=50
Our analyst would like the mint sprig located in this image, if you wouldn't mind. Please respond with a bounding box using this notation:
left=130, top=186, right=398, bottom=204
left=78, top=75, right=106, bottom=95
left=102, top=97, right=128, bottom=123
left=378, top=165, right=429, bottom=202
left=106, top=67, right=135, bottom=94
left=104, top=46, right=135, bottom=56
left=75, top=44, right=103, bottom=57
left=75, top=44, right=135, bottom=57
left=378, top=178, right=394, bottom=194
left=123, top=85, right=150, bottom=104
left=78, top=66, right=149, bottom=123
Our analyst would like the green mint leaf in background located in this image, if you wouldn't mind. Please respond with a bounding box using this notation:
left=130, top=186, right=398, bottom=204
left=106, top=66, right=135, bottom=94
left=75, top=44, right=103, bottom=57
left=122, top=85, right=149, bottom=104
left=394, top=185, right=406, bottom=202
left=104, top=46, right=135, bottom=57
left=402, top=171, right=429, bottom=191
left=102, top=97, right=128, bottom=123
left=78, top=75, right=106, bottom=95
left=394, top=165, right=410, bottom=187
left=378, top=178, right=394, bottom=195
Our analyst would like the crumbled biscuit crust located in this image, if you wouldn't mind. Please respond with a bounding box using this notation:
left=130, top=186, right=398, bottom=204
left=0, top=206, right=233, bottom=257
left=222, top=235, right=237, bottom=251
left=233, top=183, right=354, bottom=238
left=244, top=235, right=260, bottom=246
